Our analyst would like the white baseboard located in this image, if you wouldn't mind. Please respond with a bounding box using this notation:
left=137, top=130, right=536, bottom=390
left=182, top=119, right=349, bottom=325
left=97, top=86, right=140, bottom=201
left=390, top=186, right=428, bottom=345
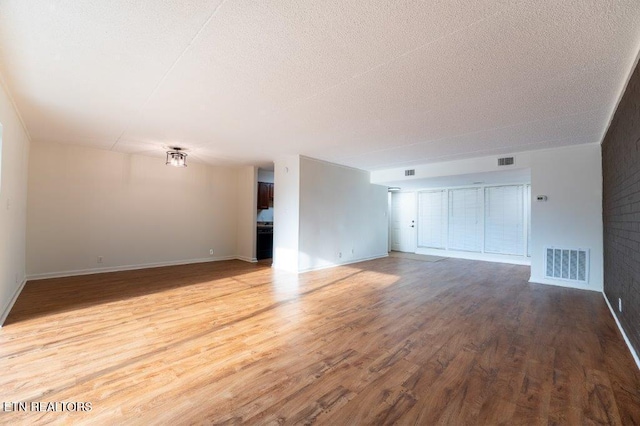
left=26, top=256, right=237, bottom=281
left=528, top=275, right=601, bottom=292
left=236, top=256, right=258, bottom=263
left=415, top=248, right=530, bottom=266
left=0, top=277, right=27, bottom=327
left=295, top=253, right=389, bottom=274
left=602, top=292, right=640, bottom=371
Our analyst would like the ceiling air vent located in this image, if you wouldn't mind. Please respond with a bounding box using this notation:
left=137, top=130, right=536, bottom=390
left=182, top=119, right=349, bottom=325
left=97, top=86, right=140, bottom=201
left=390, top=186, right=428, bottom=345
left=405, top=169, right=415, bottom=176
left=498, top=157, right=515, bottom=166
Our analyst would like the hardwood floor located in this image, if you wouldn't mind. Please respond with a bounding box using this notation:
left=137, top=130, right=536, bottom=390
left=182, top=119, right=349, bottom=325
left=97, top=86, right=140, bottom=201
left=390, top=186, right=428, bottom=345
left=1, top=257, right=639, bottom=425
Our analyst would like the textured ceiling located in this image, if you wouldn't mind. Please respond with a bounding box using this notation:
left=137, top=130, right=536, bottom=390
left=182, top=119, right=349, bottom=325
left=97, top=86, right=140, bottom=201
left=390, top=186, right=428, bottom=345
left=1, top=0, right=639, bottom=170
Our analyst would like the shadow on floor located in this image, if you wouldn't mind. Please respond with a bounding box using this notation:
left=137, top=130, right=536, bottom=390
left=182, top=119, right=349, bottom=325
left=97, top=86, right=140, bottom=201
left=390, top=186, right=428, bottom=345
left=5, top=260, right=273, bottom=326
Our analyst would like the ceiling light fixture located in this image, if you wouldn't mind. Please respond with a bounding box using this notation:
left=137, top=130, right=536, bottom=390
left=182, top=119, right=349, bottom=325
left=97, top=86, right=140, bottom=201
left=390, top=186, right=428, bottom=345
left=388, top=187, right=401, bottom=192
left=166, top=147, right=187, bottom=167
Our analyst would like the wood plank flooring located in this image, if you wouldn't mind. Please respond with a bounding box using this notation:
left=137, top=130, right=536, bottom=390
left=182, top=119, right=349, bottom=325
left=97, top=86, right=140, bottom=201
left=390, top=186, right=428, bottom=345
left=0, top=257, right=639, bottom=425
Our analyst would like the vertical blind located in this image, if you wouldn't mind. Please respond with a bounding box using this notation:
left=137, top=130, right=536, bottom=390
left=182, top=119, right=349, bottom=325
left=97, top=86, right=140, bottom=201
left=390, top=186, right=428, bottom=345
left=417, top=185, right=528, bottom=256
left=417, top=190, right=447, bottom=248
left=448, top=188, right=482, bottom=252
left=484, top=185, right=524, bottom=255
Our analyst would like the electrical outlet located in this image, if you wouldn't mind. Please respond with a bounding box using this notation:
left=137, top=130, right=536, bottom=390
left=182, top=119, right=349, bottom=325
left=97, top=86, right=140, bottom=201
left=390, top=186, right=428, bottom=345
left=338, top=252, right=342, bottom=259
left=209, top=249, right=214, bottom=255
left=97, top=256, right=103, bottom=264
left=619, top=298, right=622, bottom=313
left=351, top=248, right=355, bottom=255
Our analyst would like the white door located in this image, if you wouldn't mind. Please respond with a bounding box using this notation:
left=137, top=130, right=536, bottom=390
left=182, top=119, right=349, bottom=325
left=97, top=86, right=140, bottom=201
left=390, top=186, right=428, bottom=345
left=391, top=192, right=417, bottom=252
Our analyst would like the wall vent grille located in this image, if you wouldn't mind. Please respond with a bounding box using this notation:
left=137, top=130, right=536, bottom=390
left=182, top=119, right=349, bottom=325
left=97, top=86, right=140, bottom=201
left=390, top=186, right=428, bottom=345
left=545, top=247, right=589, bottom=283
left=498, top=157, right=515, bottom=166
left=405, top=169, right=415, bottom=176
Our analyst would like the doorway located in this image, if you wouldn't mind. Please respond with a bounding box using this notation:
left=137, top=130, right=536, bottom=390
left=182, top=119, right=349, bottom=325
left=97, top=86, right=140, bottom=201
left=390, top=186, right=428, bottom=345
left=391, top=192, right=417, bottom=253
left=256, top=169, right=274, bottom=260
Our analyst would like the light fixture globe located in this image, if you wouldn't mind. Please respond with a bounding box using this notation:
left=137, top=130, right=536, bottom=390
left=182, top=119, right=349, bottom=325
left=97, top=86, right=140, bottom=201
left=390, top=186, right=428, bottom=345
left=166, top=147, right=187, bottom=167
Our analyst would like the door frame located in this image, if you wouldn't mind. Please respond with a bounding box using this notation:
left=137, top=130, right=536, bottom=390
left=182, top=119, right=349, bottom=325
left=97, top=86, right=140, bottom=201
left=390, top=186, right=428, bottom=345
left=390, top=192, right=417, bottom=253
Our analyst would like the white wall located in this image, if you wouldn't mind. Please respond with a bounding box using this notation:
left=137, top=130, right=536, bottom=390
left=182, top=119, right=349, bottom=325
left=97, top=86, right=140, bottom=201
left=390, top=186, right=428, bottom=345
left=273, top=156, right=300, bottom=272
left=0, top=79, right=30, bottom=324
left=372, top=144, right=603, bottom=291
left=27, top=142, right=240, bottom=278
left=298, top=157, right=388, bottom=272
left=236, top=166, right=257, bottom=262
left=273, top=156, right=388, bottom=273
left=529, top=144, right=603, bottom=291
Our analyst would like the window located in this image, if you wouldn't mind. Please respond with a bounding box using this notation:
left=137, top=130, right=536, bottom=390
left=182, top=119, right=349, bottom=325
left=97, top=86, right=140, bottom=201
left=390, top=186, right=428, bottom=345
left=417, top=190, right=447, bottom=249
left=448, top=188, right=482, bottom=252
left=416, top=184, right=529, bottom=257
left=484, top=185, right=524, bottom=255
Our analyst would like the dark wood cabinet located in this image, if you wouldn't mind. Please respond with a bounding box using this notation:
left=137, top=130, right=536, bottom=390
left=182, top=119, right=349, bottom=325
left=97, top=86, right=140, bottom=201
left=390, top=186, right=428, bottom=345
left=257, top=182, right=274, bottom=209
left=257, top=182, right=270, bottom=209
left=257, top=230, right=273, bottom=260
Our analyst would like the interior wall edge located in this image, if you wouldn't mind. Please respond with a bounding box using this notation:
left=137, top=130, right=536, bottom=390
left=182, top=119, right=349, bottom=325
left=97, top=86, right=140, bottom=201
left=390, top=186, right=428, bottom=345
left=0, top=277, right=27, bottom=327
left=599, top=41, right=640, bottom=145
left=235, top=256, right=258, bottom=263
left=0, top=71, right=32, bottom=143
left=415, top=248, right=531, bottom=266
left=25, top=256, right=237, bottom=281
left=603, top=291, right=640, bottom=371
left=295, top=253, right=389, bottom=274
left=528, top=276, right=602, bottom=293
